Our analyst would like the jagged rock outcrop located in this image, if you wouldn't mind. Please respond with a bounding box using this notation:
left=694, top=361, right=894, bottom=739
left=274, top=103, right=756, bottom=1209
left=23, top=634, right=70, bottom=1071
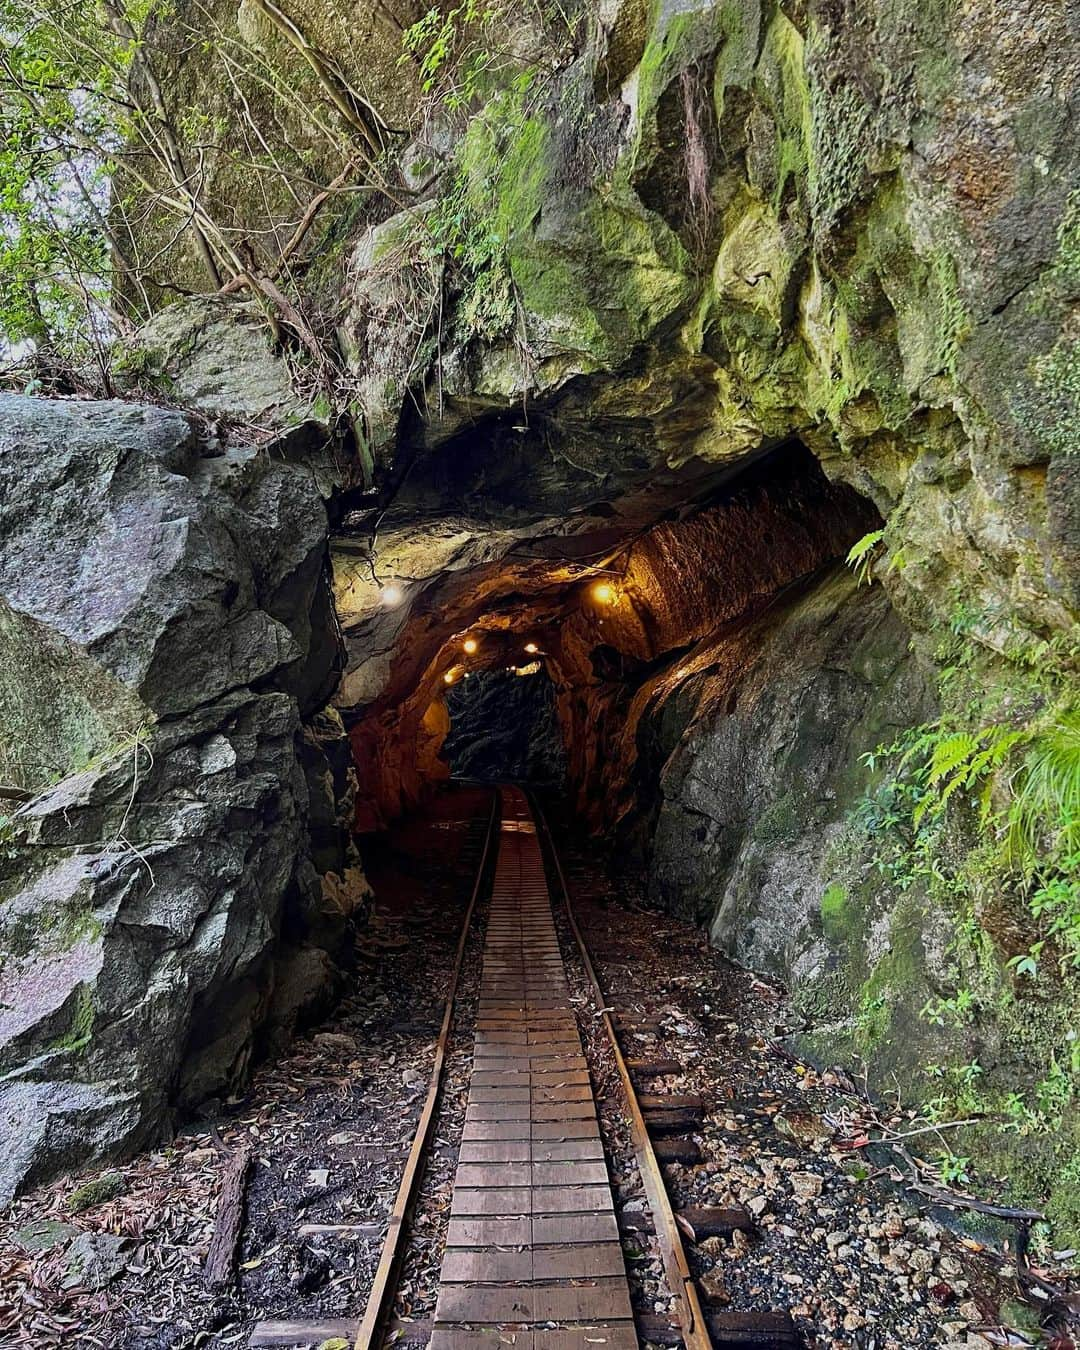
left=647, top=568, right=937, bottom=1007
left=0, top=395, right=358, bottom=1201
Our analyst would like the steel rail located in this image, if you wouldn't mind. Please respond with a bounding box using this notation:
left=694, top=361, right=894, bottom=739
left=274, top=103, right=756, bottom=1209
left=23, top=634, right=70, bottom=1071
left=353, top=789, right=500, bottom=1350
left=530, top=794, right=714, bottom=1350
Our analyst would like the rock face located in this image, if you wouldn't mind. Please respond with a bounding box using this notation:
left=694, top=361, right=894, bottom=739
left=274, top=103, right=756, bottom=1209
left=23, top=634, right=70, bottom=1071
left=0, top=395, right=356, bottom=1201
left=647, top=569, right=939, bottom=1027
left=443, top=669, right=566, bottom=785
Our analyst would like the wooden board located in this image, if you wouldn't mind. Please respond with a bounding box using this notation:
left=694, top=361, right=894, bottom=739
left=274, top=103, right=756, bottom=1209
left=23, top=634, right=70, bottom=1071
left=431, top=789, right=633, bottom=1348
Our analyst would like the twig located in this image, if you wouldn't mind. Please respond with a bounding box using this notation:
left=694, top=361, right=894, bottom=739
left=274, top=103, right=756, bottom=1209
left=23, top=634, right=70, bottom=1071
left=892, top=1143, right=1045, bottom=1222
left=906, top=1181, right=1045, bottom=1223
left=879, top=1117, right=988, bottom=1143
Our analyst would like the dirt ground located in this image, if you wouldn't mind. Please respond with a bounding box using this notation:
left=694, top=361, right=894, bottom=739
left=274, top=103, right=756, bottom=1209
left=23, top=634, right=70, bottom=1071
left=539, top=795, right=1080, bottom=1350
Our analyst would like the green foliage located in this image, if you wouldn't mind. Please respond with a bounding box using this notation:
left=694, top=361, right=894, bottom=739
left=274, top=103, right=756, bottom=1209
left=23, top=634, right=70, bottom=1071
left=863, top=704, right=1080, bottom=971
left=401, top=2, right=501, bottom=107
left=423, top=160, right=515, bottom=340
left=845, top=528, right=884, bottom=584
left=921, top=988, right=975, bottom=1028
left=1008, top=714, right=1080, bottom=873
left=0, top=0, right=131, bottom=369
left=936, top=1149, right=972, bottom=1185
left=908, top=722, right=1025, bottom=830
left=853, top=657, right=1080, bottom=1198
left=409, top=73, right=543, bottom=344
left=1002, top=1048, right=1079, bottom=1135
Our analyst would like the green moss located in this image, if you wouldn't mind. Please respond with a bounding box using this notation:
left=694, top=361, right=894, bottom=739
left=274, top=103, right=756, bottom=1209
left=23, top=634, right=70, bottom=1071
left=806, top=25, right=872, bottom=233
left=445, top=76, right=694, bottom=368
left=636, top=12, right=697, bottom=146
left=750, top=792, right=799, bottom=846
left=50, top=984, right=96, bottom=1055
left=753, top=11, right=811, bottom=209
left=853, top=899, right=927, bottom=1053
left=1, top=894, right=104, bottom=970
left=819, top=884, right=849, bottom=939
left=637, top=0, right=756, bottom=162
left=1013, top=191, right=1080, bottom=457
left=1052, top=190, right=1080, bottom=285
left=0, top=599, right=149, bottom=794
left=928, top=249, right=969, bottom=377
left=67, top=1170, right=125, bottom=1214
left=1031, top=336, right=1080, bottom=457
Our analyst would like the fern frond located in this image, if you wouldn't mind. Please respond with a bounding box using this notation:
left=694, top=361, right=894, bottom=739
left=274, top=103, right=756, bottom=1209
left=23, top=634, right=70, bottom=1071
left=927, top=733, right=979, bottom=786
left=845, top=529, right=885, bottom=585
left=897, top=725, right=939, bottom=776
left=1007, top=712, right=1080, bottom=873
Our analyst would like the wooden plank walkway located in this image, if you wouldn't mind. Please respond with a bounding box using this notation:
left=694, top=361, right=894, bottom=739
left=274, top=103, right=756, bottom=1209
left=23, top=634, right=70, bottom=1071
left=431, top=788, right=635, bottom=1350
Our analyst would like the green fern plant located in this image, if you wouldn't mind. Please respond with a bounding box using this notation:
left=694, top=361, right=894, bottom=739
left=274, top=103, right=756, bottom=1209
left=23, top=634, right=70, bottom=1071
left=1006, top=712, right=1080, bottom=873
left=845, top=528, right=884, bottom=584
left=914, top=724, right=1026, bottom=829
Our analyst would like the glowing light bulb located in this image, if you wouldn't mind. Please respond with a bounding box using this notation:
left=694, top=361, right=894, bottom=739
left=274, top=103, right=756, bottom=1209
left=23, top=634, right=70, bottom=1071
left=443, top=670, right=455, bottom=684
left=380, top=582, right=404, bottom=608
left=524, top=642, right=539, bottom=654
left=463, top=636, right=478, bottom=654
left=592, top=581, right=615, bottom=605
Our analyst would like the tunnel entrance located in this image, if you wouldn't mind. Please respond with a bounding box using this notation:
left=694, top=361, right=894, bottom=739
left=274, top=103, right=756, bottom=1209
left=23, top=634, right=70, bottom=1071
left=441, top=665, right=566, bottom=785
left=336, top=439, right=886, bottom=837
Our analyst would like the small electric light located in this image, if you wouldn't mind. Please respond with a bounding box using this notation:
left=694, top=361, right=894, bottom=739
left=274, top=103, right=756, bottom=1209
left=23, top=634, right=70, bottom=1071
left=524, top=641, right=539, bottom=654
left=592, top=581, right=615, bottom=605
left=463, top=636, right=478, bottom=654
left=443, top=670, right=455, bottom=685
left=380, top=582, right=404, bottom=608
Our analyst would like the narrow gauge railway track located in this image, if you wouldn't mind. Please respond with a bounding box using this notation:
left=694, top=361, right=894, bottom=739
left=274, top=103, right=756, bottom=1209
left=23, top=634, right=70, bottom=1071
left=250, top=788, right=804, bottom=1350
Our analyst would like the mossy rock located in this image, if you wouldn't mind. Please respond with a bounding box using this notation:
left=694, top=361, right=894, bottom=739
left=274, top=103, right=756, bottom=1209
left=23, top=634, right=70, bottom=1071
left=67, top=1171, right=126, bottom=1214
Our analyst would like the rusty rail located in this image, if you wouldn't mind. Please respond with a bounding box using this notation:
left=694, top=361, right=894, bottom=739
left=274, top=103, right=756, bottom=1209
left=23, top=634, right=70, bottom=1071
left=529, top=794, right=714, bottom=1350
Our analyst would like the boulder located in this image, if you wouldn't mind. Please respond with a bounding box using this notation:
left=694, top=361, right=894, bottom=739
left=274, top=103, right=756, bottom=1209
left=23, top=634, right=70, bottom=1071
left=0, top=394, right=350, bottom=1201
left=61, top=1231, right=130, bottom=1291
left=116, top=298, right=325, bottom=430
left=0, top=395, right=338, bottom=737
